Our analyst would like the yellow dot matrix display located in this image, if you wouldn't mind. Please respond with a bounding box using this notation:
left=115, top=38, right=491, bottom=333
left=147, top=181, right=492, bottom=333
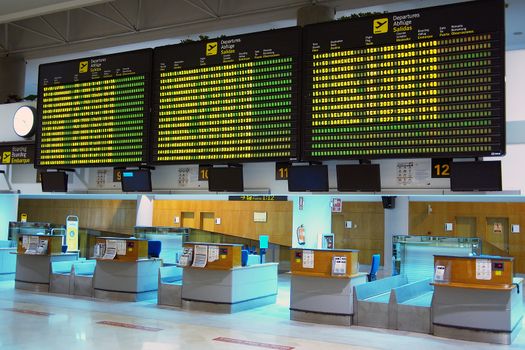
left=305, top=32, right=504, bottom=159
left=154, top=57, right=297, bottom=162
left=38, top=75, right=147, bottom=166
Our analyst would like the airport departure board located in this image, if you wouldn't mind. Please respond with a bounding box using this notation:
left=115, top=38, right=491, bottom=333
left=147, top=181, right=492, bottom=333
left=302, top=0, right=505, bottom=160
left=36, top=49, right=152, bottom=167
left=152, top=27, right=300, bottom=164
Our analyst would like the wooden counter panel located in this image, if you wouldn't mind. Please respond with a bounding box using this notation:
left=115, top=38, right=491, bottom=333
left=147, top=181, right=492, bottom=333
left=95, top=237, right=148, bottom=262
left=434, top=255, right=513, bottom=286
left=17, top=234, right=63, bottom=255
left=184, top=243, right=241, bottom=270
left=290, top=249, right=359, bottom=278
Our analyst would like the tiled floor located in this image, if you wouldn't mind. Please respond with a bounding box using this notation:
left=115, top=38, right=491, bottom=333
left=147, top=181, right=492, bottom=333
left=0, top=276, right=523, bottom=350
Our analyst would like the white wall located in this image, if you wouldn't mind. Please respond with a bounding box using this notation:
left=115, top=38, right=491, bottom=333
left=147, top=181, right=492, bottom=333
left=291, top=195, right=332, bottom=249
left=506, top=50, right=525, bottom=122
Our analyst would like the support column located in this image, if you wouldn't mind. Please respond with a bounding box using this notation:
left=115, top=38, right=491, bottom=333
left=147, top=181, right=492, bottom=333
left=136, top=195, right=154, bottom=227
left=383, top=196, right=409, bottom=275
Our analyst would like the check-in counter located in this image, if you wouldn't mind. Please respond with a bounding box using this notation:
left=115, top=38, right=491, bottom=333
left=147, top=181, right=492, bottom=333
left=92, top=237, right=161, bottom=301
left=289, top=248, right=367, bottom=326
left=14, top=234, right=78, bottom=292
left=432, top=255, right=523, bottom=345
left=180, top=242, right=278, bottom=313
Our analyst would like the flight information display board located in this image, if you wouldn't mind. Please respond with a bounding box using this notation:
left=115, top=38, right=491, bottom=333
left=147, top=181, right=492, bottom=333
left=302, top=0, right=505, bottom=160
left=152, top=27, right=300, bottom=164
left=36, top=49, right=152, bottom=167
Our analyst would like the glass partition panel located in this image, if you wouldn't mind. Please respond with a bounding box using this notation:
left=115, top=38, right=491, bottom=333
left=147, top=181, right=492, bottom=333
left=393, top=235, right=481, bottom=282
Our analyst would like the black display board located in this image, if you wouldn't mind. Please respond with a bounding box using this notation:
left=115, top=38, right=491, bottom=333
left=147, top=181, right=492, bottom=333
left=302, top=0, right=505, bottom=160
left=152, top=27, right=301, bottom=164
left=336, top=164, right=381, bottom=192
left=121, top=169, right=152, bottom=192
left=41, top=172, right=68, bottom=192
left=36, top=49, right=152, bottom=167
left=288, top=165, right=329, bottom=192
left=450, top=161, right=501, bottom=191
left=208, top=167, right=244, bottom=192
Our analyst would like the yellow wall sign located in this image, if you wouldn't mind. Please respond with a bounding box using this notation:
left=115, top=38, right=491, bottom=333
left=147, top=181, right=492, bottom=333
left=20, top=213, right=27, bottom=223
left=2, top=151, right=11, bottom=164
left=79, top=61, right=89, bottom=73
left=373, top=18, right=389, bottom=34
left=206, top=42, right=218, bottom=56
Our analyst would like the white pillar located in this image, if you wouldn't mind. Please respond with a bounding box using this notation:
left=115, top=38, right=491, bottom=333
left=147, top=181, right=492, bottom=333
left=136, top=195, right=154, bottom=227
left=383, top=196, right=409, bottom=275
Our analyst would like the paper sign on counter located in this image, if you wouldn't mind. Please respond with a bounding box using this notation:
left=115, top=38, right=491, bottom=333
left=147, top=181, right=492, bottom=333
left=192, top=245, right=208, bottom=268
left=117, top=241, right=127, bottom=256
left=476, top=259, right=492, bottom=280
left=102, top=247, right=117, bottom=260
left=25, top=236, right=39, bottom=254
left=208, top=246, right=219, bottom=262
left=434, top=265, right=446, bottom=281
left=331, top=256, right=347, bottom=276
left=302, top=250, right=314, bottom=269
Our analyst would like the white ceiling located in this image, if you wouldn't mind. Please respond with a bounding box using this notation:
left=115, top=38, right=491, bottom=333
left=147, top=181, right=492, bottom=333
left=0, top=0, right=522, bottom=59
left=0, top=0, right=112, bottom=23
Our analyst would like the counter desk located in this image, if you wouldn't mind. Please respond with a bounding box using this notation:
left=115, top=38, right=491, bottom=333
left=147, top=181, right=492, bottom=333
left=432, top=255, right=523, bottom=344
left=289, top=248, right=367, bottom=326
left=14, top=234, right=78, bottom=292
left=92, top=237, right=161, bottom=301
left=180, top=242, right=278, bottom=313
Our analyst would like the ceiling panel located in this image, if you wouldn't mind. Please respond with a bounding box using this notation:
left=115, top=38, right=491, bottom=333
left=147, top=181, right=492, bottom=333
left=0, top=0, right=522, bottom=58
left=0, top=0, right=113, bottom=23
left=139, top=0, right=215, bottom=29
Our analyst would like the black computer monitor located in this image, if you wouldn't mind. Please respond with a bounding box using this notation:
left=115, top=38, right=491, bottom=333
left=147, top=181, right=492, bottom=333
left=121, top=169, right=152, bottom=192
left=41, top=172, right=68, bottom=192
left=450, top=161, right=502, bottom=191
left=336, top=164, right=381, bottom=192
left=288, top=165, right=329, bottom=192
left=208, top=167, right=244, bottom=192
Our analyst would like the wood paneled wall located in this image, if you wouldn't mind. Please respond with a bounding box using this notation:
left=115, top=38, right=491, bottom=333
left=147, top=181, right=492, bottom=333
left=18, top=199, right=137, bottom=235
left=331, top=202, right=384, bottom=265
left=409, top=202, right=525, bottom=273
left=153, top=200, right=293, bottom=246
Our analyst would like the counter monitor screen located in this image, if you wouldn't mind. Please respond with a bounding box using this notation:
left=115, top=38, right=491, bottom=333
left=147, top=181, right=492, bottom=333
left=208, top=167, right=244, bottom=192
left=450, top=161, right=501, bottom=191
left=302, top=0, right=505, bottom=160
left=41, top=172, right=68, bottom=192
left=336, top=164, right=381, bottom=192
left=36, top=49, right=152, bottom=167
left=288, top=165, right=329, bottom=192
left=121, top=169, right=152, bottom=192
left=152, top=27, right=301, bottom=164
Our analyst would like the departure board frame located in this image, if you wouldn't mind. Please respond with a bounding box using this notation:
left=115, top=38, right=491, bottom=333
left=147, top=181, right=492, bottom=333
left=301, top=0, right=505, bottom=161
left=151, top=27, right=301, bottom=164
left=35, top=49, right=153, bottom=168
